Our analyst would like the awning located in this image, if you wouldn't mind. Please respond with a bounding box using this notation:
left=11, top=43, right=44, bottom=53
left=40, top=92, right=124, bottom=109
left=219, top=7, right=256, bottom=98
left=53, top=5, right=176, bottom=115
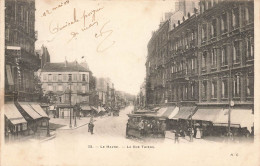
left=214, top=109, right=254, bottom=131
left=28, top=103, right=49, bottom=118
left=171, top=106, right=197, bottom=120
left=192, top=108, right=222, bottom=122
left=156, top=106, right=177, bottom=118
left=4, top=103, right=27, bottom=124
left=19, top=102, right=42, bottom=120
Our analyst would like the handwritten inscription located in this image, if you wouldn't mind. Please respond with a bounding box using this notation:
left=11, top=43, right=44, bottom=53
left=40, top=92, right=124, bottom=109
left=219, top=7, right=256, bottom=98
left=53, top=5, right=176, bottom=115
left=95, top=21, right=115, bottom=53
left=48, top=5, right=115, bottom=52
left=42, top=0, right=70, bottom=17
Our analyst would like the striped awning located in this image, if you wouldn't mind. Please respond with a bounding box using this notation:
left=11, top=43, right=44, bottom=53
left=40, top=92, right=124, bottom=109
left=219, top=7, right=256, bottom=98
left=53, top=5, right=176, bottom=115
left=19, top=102, right=42, bottom=120
left=156, top=106, right=178, bottom=118
left=4, top=103, right=27, bottom=125
left=171, top=106, right=197, bottom=120
left=192, top=108, right=222, bottom=122
left=28, top=103, right=49, bottom=118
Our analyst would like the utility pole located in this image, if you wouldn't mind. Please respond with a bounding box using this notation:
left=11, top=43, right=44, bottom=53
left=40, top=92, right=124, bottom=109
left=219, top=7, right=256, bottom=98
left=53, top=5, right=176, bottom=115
left=228, top=66, right=232, bottom=140
left=69, top=80, right=72, bottom=128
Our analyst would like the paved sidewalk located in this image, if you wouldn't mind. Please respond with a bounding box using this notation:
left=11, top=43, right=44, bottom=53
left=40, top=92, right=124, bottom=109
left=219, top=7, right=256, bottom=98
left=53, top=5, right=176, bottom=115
left=50, top=117, right=92, bottom=130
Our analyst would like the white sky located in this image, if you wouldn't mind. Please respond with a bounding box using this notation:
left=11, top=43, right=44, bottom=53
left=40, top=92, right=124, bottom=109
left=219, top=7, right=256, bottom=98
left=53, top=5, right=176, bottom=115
left=35, top=0, right=175, bottom=95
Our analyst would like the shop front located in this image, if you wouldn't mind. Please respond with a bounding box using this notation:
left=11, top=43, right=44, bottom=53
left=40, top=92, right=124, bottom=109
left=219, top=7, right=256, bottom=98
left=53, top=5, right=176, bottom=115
left=4, top=103, right=28, bottom=142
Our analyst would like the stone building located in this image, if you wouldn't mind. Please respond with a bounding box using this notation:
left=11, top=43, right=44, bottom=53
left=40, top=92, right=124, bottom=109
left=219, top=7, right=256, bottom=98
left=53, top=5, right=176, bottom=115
left=146, top=0, right=254, bottom=134
left=4, top=0, right=49, bottom=141
left=40, top=61, right=90, bottom=118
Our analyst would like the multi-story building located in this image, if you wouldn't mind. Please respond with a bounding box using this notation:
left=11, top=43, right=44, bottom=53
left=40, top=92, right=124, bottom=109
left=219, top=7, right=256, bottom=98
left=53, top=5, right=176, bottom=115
left=5, top=0, right=40, bottom=102
left=40, top=61, right=90, bottom=118
left=4, top=0, right=49, bottom=141
left=146, top=20, right=169, bottom=105
left=146, top=0, right=254, bottom=135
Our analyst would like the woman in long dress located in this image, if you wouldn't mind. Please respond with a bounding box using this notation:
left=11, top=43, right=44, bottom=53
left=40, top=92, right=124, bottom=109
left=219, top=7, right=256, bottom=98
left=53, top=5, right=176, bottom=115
left=196, top=127, right=201, bottom=139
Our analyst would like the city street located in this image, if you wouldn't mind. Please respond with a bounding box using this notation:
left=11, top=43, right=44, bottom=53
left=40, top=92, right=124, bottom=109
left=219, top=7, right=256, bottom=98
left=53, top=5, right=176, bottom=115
left=3, top=105, right=257, bottom=166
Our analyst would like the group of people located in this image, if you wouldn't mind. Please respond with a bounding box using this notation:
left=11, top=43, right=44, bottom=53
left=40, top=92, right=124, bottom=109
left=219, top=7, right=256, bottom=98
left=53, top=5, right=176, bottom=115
left=127, top=118, right=167, bottom=138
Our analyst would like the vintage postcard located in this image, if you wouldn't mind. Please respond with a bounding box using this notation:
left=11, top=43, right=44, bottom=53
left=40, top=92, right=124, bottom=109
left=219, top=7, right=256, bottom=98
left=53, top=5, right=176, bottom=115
left=0, top=0, right=259, bottom=165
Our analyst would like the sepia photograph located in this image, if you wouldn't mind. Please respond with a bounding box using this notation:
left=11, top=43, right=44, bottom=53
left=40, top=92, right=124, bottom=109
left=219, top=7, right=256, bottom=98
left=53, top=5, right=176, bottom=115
left=0, top=0, right=259, bottom=165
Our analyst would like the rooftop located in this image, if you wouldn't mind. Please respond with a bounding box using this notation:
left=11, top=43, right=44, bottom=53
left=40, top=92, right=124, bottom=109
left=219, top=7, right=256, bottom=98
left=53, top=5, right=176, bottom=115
left=41, top=61, right=90, bottom=72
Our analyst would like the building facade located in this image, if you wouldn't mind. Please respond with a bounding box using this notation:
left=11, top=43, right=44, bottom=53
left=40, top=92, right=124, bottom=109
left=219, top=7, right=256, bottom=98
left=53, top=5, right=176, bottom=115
left=4, top=0, right=50, bottom=141
left=40, top=61, right=90, bottom=118
left=146, top=0, right=254, bottom=134
left=5, top=0, right=40, bottom=102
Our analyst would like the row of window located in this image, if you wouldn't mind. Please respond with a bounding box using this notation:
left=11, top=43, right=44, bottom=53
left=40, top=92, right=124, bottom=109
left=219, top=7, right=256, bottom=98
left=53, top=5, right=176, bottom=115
left=201, top=39, right=254, bottom=70
left=155, top=75, right=253, bottom=103
left=201, top=76, right=253, bottom=100
left=44, top=84, right=89, bottom=93
left=43, top=73, right=89, bottom=82
left=201, top=6, right=253, bottom=43
left=60, top=95, right=89, bottom=104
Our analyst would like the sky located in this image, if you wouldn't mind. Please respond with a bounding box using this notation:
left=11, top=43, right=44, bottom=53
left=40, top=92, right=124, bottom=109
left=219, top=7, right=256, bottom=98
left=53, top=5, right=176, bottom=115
left=35, top=0, right=175, bottom=95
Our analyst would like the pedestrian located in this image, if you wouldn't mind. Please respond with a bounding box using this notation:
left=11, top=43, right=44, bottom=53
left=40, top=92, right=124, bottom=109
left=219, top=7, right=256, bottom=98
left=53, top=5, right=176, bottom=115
left=174, top=130, right=179, bottom=143
left=196, top=127, right=201, bottom=139
left=138, top=120, right=145, bottom=137
left=189, top=127, right=194, bottom=142
left=90, top=122, right=94, bottom=135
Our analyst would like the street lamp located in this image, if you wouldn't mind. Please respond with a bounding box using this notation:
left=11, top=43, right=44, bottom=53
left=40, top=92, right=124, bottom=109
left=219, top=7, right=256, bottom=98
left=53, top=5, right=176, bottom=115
left=68, top=75, right=72, bottom=128
left=74, top=104, right=77, bottom=127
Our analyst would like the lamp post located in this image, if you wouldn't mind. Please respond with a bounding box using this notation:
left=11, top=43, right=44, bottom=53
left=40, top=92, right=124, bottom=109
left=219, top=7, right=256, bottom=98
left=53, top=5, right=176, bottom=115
left=68, top=78, right=72, bottom=128
left=74, top=104, right=77, bottom=127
